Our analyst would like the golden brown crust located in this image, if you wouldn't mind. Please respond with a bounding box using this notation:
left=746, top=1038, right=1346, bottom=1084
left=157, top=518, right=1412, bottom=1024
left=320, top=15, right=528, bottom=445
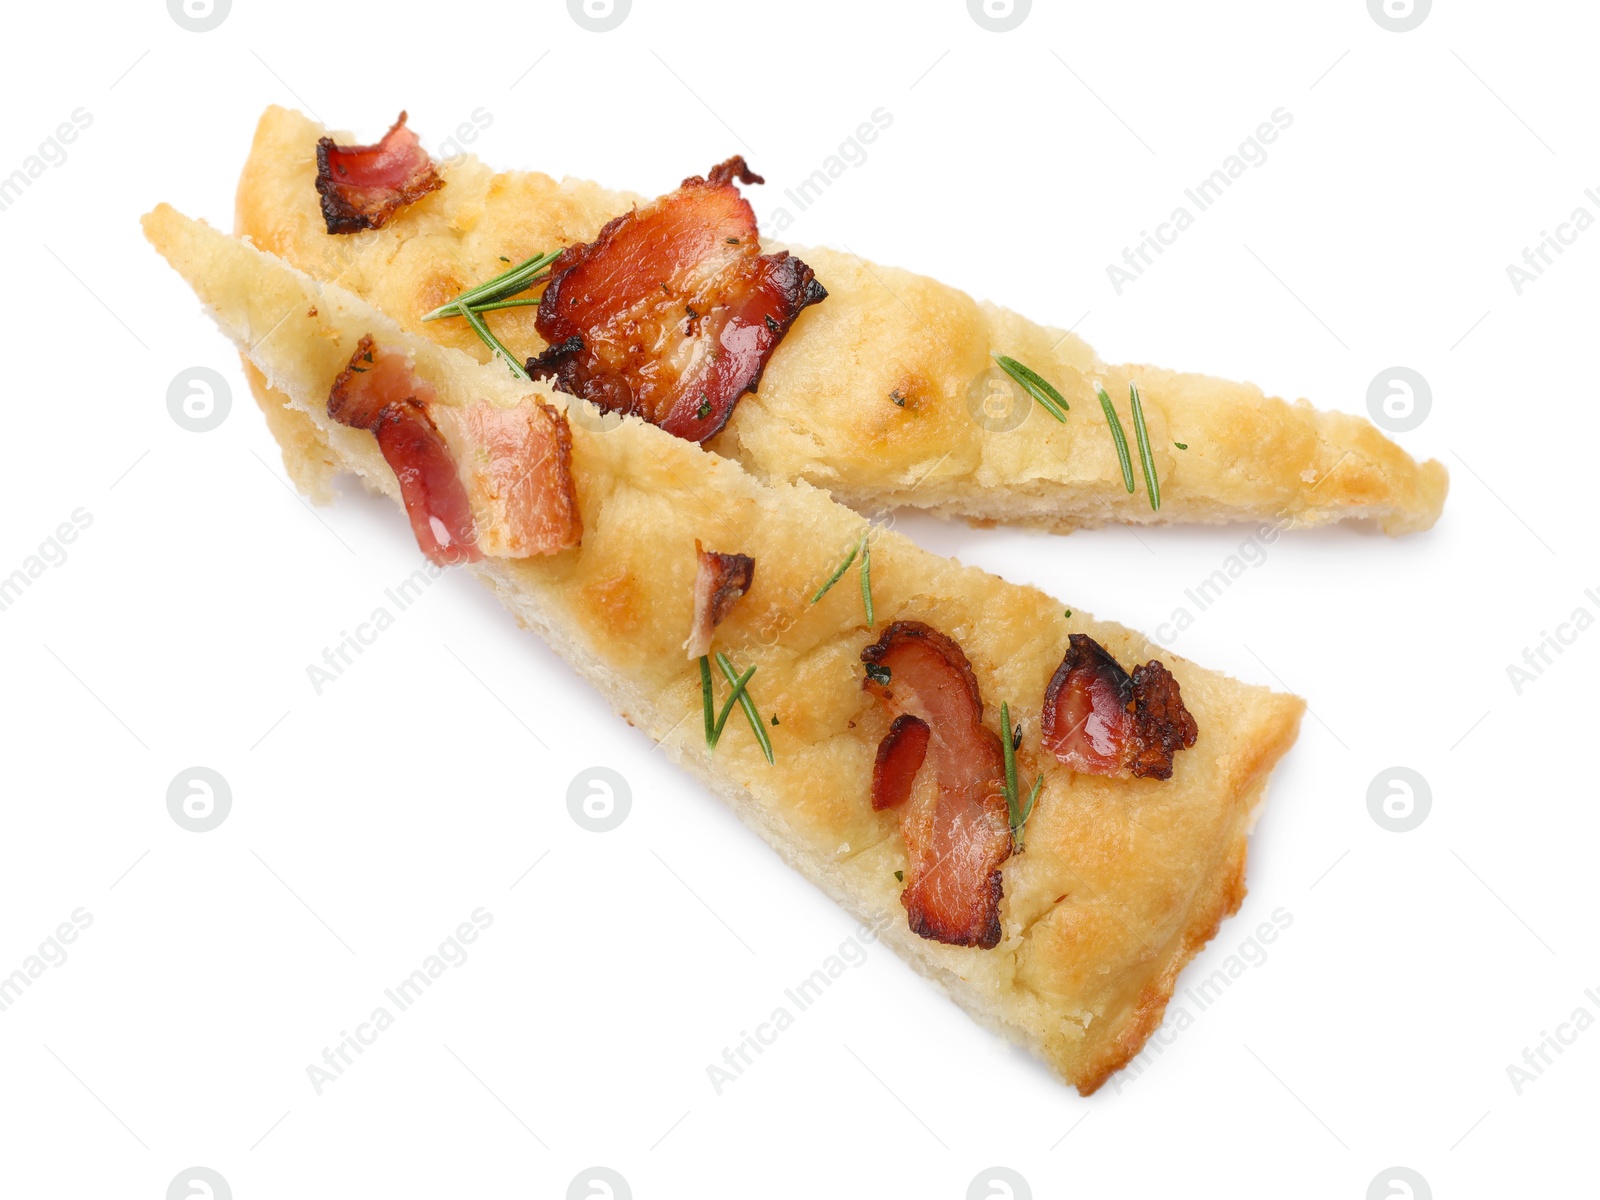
left=235, top=106, right=1447, bottom=536
left=145, top=202, right=1307, bottom=1094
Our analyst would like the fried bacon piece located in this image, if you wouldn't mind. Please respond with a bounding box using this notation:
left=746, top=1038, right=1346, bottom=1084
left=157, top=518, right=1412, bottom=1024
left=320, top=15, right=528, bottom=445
left=684, top=542, right=755, bottom=659
left=328, top=336, right=581, bottom=566
left=1041, top=634, right=1198, bottom=780
left=862, top=622, right=1012, bottom=949
left=528, top=156, right=827, bottom=442
left=871, top=714, right=930, bottom=812
left=433, top=399, right=582, bottom=558
left=315, top=112, right=443, bottom=235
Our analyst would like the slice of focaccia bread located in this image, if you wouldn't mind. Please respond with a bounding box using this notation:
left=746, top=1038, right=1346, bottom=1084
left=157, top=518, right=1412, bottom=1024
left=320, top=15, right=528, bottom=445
left=235, top=105, right=1446, bottom=534
left=145, top=204, right=1304, bottom=1094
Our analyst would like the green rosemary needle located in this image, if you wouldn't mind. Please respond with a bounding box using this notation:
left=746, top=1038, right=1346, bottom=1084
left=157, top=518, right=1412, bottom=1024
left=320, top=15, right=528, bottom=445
left=811, top=533, right=862, bottom=604
left=700, top=655, right=716, bottom=746
left=1001, top=702, right=1019, bottom=817
left=422, top=249, right=562, bottom=321
left=711, top=664, right=758, bottom=745
left=1128, top=382, right=1160, bottom=511
left=715, top=652, right=774, bottom=764
left=859, top=530, right=874, bottom=628
left=1017, top=777, right=1043, bottom=851
left=1094, top=383, right=1137, bottom=493
left=461, top=304, right=530, bottom=381
left=1000, top=702, right=1043, bottom=848
left=993, top=354, right=1069, bottom=423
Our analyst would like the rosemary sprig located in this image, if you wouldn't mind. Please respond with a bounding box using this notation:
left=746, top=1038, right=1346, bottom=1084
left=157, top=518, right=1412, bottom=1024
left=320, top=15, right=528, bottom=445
left=715, top=651, right=774, bottom=764
left=461, top=303, right=530, bottom=381
left=811, top=534, right=861, bottom=603
left=421, top=249, right=562, bottom=321
left=711, top=663, right=757, bottom=745
left=1093, top=382, right=1137, bottom=493
left=1128, top=382, right=1160, bottom=511
left=859, top=529, right=875, bottom=628
left=455, top=295, right=544, bottom=316
left=422, top=249, right=563, bottom=381
left=993, top=354, right=1069, bottom=423
left=700, top=656, right=716, bottom=746
left=999, top=702, right=1043, bottom=849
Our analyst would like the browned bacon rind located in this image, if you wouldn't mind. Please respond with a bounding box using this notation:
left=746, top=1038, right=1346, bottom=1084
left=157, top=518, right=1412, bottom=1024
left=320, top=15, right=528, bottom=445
left=684, top=542, right=755, bottom=659
left=528, top=156, right=827, bottom=443
left=315, top=112, right=443, bottom=235
left=862, top=622, right=1012, bottom=950
left=1040, top=634, right=1198, bottom=781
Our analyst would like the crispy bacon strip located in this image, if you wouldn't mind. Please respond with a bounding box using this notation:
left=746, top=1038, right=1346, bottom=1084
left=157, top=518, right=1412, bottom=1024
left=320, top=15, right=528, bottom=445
left=528, top=156, right=827, bottom=442
left=315, top=112, right=442, bottom=235
left=1041, top=634, right=1198, bottom=780
left=328, top=336, right=581, bottom=566
left=684, top=542, right=755, bottom=659
left=862, top=622, right=1012, bottom=949
left=871, top=714, right=930, bottom=812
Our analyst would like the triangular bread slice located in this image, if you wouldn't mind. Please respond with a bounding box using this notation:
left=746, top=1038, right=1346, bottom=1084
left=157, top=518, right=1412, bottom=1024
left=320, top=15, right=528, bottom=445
left=235, top=105, right=1445, bottom=533
left=144, top=204, right=1304, bottom=1094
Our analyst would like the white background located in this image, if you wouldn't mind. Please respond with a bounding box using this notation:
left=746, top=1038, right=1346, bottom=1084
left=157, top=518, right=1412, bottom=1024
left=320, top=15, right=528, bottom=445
left=1, top=1, right=1594, bottom=1197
